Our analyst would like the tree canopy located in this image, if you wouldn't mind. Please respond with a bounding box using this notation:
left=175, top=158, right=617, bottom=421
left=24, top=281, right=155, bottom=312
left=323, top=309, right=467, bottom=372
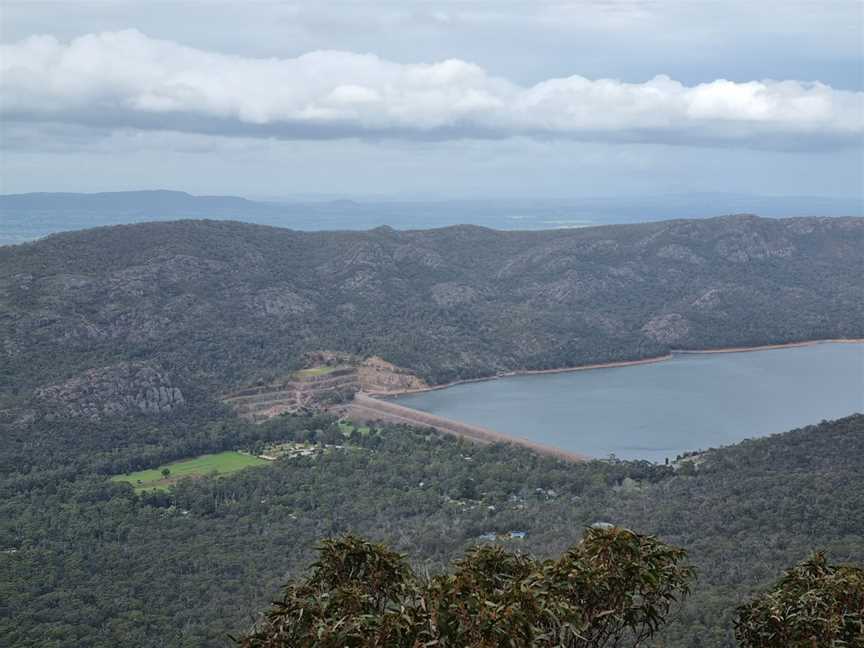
left=735, top=553, right=864, bottom=647
left=238, top=528, right=695, bottom=648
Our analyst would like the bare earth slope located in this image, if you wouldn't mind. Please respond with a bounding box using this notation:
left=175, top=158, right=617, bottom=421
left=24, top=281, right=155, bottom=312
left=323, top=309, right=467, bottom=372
left=1, top=214, right=861, bottom=418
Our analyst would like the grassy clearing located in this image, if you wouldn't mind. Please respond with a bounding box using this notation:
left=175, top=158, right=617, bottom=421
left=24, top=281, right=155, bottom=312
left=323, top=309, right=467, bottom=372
left=111, top=451, right=269, bottom=492
left=294, top=366, right=341, bottom=378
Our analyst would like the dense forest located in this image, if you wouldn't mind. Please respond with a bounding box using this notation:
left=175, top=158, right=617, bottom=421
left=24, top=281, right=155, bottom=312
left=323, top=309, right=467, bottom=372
left=2, top=411, right=862, bottom=647
left=1, top=215, right=862, bottom=414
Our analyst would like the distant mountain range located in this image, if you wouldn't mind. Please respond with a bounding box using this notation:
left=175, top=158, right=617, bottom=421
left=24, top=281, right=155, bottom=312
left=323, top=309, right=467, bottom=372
left=1, top=190, right=861, bottom=245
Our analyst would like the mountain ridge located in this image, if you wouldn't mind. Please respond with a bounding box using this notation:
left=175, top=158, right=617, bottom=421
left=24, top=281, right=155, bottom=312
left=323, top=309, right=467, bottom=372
left=2, top=214, right=861, bottom=422
left=2, top=189, right=861, bottom=246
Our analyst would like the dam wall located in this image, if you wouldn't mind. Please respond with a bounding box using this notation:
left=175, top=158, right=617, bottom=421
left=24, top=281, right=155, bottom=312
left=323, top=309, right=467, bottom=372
left=348, top=392, right=588, bottom=463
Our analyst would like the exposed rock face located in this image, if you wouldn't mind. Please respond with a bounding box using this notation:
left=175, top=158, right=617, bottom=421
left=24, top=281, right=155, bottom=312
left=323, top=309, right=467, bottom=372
left=715, top=233, right=795, bottom=262
left=656, top=244, right=706, bottom=264
left=246, top=286, right=315, bottom=317
left=357, top=357, right=428, bottom=392
left=430, top=282, right=478, bottom=306
left=393, top=244, right=445, bottom=269
left=107, top=254, right=227, bottom=297
left=340, top=270, right=383, bottom=295
left=691, top=288, right=724, bottom=311
left=222, top=354, right=428, bottom=422
left=642, top=314, right=691, bottom=344
left=34, top=363, right=185, bottom=420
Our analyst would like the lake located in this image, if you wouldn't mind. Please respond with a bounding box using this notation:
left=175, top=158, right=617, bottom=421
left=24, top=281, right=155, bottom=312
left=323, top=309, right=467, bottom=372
left=389, top=343, right=864, bottom=462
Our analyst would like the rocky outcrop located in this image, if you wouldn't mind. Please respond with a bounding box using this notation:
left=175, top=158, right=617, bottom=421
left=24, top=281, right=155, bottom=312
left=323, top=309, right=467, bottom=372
left=656, top=244, right=706, bottom=264
left=223, top=355, right=428, bottom=422
left=690, top=288, right=724, bottom=312
left=642, top=313, right=691, bottom=344
left=246, top=286, right=316, bottom=317
left=715, top=232, right=795, bottom=263
left=430, top=282, right=478, bottom=307
left=393, top=244, right=446, bottom=269
left=357, top=357, right=428, bottom=393
left=34, top=362, right=185, bottom=420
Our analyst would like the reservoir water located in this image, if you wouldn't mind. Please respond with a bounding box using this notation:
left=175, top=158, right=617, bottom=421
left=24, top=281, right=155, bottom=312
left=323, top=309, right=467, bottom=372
left=389, top=343, right=864, bottom=462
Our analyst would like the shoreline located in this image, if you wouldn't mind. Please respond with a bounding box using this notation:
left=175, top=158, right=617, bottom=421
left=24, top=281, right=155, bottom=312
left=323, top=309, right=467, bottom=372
left=348, top=393, right=590, bottom=463
left=670, top=338, right=864, bottom=355
left=370, top=337, right=864, bottom=399
left=356, top=337, right=863, bottom=463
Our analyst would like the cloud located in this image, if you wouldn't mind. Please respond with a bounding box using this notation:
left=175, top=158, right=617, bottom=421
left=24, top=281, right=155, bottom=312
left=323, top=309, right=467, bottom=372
left=1, top=29, right=861, bottom=150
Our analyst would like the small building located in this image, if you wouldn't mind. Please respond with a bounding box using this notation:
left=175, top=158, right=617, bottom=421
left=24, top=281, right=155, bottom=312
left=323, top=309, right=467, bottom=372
left=509, top=531, right=527, bottom=540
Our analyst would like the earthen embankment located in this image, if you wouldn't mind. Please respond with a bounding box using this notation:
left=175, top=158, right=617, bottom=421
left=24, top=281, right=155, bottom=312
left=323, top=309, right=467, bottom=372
left=348, top=392, right=589, bottom=463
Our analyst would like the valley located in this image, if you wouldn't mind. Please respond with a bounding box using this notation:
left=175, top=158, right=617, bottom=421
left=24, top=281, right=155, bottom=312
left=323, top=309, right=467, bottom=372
left=2, top=214, right=862, bottom=648
left=5, top=4, right=862, bottom=644
left=221, top=338, right=863, bottom=463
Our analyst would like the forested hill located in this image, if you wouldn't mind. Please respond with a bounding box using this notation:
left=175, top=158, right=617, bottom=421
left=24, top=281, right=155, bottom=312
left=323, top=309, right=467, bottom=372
left=1, top=214, right=862, bottom=412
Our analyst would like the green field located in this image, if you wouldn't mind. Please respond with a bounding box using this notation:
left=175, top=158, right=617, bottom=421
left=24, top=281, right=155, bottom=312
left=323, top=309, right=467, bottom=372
left=111, top=451, right=269, bottom=492
left=294, top=366, right=341, bottom=378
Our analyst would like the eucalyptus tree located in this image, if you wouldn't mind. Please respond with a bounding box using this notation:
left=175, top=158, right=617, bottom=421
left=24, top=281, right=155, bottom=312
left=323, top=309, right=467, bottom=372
left=237, top=527, right=695, bottom=647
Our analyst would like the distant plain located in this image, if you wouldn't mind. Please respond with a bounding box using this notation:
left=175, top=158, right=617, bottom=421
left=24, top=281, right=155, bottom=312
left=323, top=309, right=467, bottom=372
left=2, top=190, right=862, bottom=245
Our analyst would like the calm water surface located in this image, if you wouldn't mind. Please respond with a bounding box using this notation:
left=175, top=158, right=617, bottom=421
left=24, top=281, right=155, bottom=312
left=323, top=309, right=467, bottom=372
left=391, top=343, right=864, bottom=462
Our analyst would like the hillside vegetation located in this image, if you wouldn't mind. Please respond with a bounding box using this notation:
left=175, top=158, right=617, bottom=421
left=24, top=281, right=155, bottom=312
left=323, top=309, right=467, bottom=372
left=1, top=215, right=862, bottom=419
left=2, top=410, right=862, bottom=647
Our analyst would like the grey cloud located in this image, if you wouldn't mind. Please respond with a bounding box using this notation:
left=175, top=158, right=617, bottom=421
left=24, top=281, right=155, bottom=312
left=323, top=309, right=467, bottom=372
left=1, top=30, right=862, bottom=151
left=2, top=2, right=861, bottom=91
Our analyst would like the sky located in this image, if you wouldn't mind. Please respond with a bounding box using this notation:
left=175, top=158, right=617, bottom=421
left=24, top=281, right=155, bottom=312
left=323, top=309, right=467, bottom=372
left=1, top=1, right=862, bottom=199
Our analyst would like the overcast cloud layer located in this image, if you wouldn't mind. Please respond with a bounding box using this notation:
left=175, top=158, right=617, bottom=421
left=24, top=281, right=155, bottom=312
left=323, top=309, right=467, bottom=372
left=1, top=2, right=862, bottom=199
left=3, top=29, right=861, bottom=150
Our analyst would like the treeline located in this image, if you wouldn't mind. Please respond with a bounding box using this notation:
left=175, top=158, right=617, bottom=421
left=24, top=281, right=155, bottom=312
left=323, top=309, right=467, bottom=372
left=237, top=533, right=862, bottom=648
